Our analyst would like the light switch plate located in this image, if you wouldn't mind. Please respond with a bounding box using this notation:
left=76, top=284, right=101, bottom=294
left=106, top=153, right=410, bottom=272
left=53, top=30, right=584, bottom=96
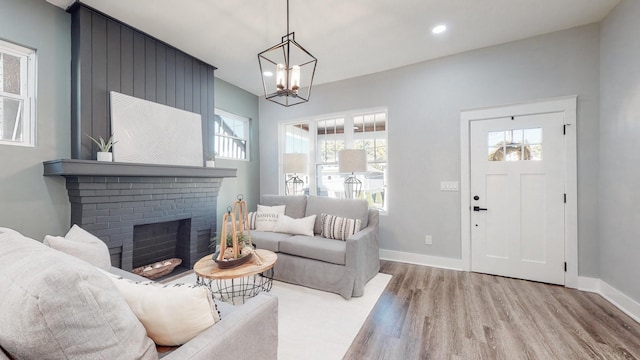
left=440, top=181, right=459, bottom=191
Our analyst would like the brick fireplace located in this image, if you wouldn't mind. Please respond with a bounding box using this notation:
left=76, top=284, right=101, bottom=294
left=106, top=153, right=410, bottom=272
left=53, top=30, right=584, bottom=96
left=44, top=159, right=236, bottom=272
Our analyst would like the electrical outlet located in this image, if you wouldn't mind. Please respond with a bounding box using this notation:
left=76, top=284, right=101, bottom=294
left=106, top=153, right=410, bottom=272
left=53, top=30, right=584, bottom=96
left=425, top=235, right=432, bottom=245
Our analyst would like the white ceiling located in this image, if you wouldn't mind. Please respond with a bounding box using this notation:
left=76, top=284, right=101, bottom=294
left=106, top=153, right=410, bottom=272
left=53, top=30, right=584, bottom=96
left=49, top=0, right=620, bottom=96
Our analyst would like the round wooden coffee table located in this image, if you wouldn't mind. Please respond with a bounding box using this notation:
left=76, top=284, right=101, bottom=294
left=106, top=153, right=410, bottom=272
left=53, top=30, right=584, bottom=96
left=193, top=249, right=277, bottom=304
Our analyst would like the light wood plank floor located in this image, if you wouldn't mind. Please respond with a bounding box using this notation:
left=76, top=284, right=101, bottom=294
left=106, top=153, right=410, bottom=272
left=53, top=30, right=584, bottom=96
left=343, top=261, right=640, bottom=360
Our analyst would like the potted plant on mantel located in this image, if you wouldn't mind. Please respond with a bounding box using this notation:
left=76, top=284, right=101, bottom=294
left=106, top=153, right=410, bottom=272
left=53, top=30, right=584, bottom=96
left=87, top=134, right=117, bottom=162
left=205, top=152, right=217, bottom=168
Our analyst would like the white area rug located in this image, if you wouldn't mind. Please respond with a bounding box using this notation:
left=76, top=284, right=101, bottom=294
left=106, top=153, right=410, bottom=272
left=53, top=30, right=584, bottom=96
left=169, top=272, right=391, bottom=360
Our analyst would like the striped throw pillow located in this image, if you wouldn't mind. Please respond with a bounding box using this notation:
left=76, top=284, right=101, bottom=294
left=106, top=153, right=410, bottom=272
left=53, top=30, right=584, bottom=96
left=320, top=213, right=362, bottom=241
left=246, top=212, right=257, bottom=230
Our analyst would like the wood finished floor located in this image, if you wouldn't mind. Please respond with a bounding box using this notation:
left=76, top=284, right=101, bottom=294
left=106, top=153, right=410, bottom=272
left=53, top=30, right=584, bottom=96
left=343, top=261, right=640, bottom=360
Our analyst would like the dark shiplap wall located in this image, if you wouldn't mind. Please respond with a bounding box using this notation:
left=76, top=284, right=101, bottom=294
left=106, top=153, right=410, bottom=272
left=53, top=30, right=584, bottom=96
left=70, top=4, right=216, bottom=160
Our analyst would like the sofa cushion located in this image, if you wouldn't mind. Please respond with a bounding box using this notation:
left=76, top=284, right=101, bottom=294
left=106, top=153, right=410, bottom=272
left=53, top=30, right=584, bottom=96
left=43, top=224, right=111, bottom=270
left=101, top=271, right=221, bottom=346
left=261, top=194, right=308, bottom=218
left=273, top=214, right=316, bottom=236
left=278, top=235, right=347, bottom=265
left=320, top=213, right=362, bottom=241
left=0, top=227, right=157, bottom=360
left=251, top=231, right=294, bottom=252
left=306, top=196, right=369, bottom=235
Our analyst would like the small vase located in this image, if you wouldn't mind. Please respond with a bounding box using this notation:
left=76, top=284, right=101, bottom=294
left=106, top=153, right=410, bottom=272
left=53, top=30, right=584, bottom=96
left=205, top=160, right=215, bottom=168
left=97, top=152, right=113, bottom=162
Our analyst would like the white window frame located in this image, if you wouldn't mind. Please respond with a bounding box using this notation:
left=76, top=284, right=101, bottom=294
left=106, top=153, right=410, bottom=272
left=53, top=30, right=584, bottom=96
left=279, top=107, right=388, bottom=213
left=214, top=108, right=250, bottom=161
left=0, top=39, right=37, bottom=147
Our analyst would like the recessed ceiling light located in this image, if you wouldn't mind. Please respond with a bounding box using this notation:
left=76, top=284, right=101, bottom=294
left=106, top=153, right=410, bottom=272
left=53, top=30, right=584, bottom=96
left=432, top=24, right=447, bottom=34
left=263, top=71, right=274, bottom=77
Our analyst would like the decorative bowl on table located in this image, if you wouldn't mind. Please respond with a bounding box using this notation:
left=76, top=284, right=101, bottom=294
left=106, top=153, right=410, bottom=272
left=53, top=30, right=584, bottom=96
left=213, top=251, right=253, bottom=269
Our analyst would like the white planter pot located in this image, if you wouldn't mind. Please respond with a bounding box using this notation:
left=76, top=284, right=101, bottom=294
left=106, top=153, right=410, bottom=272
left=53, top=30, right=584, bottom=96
left=97, top=152, right=113, bottom=162
left=205, top=160, right=215, bottom=168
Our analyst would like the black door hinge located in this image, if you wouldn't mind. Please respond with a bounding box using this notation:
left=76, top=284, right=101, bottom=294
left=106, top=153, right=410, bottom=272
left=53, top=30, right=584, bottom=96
left=564, top=194, right=567, bottom=203
left=564, top=262, right=567, bottom=272
left=563, top=125, right=566, bottom=135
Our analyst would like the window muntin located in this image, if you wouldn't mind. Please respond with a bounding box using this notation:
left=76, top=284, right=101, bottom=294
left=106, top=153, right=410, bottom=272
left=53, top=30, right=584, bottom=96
left=0, top=39, right=36, bottom=147
left=281, top=109, right=388, bottom=212
left=488, top=128, right=542, bottom=162
left=214, top=109, right=249, bottom=161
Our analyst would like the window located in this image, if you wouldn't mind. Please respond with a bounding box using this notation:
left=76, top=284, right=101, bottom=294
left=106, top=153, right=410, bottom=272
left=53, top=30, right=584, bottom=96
left=281, top=109, right=388, bottom=211
left=214, top=109, right=249, bottom=160
left=488, top=128, right=542, bottom=161
left=0, top=39, right=36, bottom=147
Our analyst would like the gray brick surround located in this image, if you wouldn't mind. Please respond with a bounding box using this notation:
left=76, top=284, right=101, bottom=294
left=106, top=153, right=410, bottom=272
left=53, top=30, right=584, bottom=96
left=43, top=159, right=237, bottom=271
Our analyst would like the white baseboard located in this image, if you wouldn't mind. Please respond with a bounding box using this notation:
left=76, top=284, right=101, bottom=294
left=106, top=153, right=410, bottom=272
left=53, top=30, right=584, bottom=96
left=379, top=249, right=464, bottom=271
left=599, top=280, right=640, bottom=324
left=577, top=276, right=601, bottom=293
left=577, top=277, right=640, bottom=324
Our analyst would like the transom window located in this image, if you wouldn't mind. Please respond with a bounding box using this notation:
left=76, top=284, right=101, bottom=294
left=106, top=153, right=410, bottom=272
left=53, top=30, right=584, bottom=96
left=281, top=109, right=388, bottom=212
left=214, top=109, right=250, bottom=161
left=0, top=39, right=36, bottom=147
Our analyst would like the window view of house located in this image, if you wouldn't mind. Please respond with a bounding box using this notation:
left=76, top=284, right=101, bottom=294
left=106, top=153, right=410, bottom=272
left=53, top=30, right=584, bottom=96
left=0, top=39, right=36, bottom=147
left=214, top=109, right=250, bottom=161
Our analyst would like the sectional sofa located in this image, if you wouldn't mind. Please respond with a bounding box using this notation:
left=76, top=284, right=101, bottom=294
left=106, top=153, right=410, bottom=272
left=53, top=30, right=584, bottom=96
left=0, top=227, right=278, bottom=360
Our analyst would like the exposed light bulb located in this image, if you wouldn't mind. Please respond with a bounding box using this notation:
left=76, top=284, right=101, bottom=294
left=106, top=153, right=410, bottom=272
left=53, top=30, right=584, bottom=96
left=276, top=64, right=285, bottom=90
left=290, top=65, right=301, bottom=92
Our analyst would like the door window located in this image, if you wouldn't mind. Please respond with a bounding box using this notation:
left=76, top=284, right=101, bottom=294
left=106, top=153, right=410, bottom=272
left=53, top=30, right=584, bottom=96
left=488, top=128, right=542, bottom=161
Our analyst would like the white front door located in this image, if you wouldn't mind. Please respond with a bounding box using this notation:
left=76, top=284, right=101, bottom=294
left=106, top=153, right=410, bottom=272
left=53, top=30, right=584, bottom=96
left=470, top=112, right=565, bottom=285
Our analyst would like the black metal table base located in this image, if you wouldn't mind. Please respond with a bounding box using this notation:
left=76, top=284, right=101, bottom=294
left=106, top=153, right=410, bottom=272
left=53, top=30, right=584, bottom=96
left=197, top=268, right=274, bottom=305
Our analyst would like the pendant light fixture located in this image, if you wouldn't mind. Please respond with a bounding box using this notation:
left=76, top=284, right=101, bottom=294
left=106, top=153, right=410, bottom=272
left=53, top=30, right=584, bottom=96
left=258, top=0, right=317, bottom=107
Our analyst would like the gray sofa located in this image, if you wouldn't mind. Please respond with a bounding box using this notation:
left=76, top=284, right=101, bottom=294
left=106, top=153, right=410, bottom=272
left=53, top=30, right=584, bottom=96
left=251, top=195, right=380, bottom=299
left=0, top=227, right=278, bottom=360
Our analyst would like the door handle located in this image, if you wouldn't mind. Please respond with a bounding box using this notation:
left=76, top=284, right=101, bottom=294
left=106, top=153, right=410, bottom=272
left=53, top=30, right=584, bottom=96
left=473, top=206, right=488, bottom=212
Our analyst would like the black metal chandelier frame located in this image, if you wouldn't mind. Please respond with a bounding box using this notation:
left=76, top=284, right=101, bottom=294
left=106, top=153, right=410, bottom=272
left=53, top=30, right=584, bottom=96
left=258, top=0, right=317, bottom=107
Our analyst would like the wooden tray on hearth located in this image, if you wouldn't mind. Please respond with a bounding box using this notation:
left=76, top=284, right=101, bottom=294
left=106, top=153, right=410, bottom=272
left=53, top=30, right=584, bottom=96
left=132, top=258, right=182, bottom=280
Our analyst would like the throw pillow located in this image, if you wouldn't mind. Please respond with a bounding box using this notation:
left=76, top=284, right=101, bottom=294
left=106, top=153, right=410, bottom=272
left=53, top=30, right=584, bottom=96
left=254, top=213, right=281, bottom=232
left=246, top=211, right=257, bottom=230
left=0, top=228, right=156, bottom=360
left=255, top=204, right=286, bottom=232
left=43, top=224, right=111, bottom=270
left=273, top=214, right=317, bottom=236
left=101, top=270, right=221, bottom=346
left=320, top=213, right=362, bottom=241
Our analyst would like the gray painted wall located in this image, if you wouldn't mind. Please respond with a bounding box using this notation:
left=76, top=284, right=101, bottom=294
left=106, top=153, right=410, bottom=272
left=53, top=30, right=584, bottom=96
left=0, top=0, right=260, bottom=245
left=599, top=0, right=640, bottom=301
left=0, top=0, right=71, bottom=240
left=214, top=78, right=260, bottom=237
left=259, top=24, right=601, bottom=277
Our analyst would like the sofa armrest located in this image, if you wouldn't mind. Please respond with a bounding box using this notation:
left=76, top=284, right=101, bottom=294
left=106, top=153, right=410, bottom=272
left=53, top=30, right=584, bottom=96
left=163, top=293, right=278, bottom=360
left=345, top=209, right=381, bottom=297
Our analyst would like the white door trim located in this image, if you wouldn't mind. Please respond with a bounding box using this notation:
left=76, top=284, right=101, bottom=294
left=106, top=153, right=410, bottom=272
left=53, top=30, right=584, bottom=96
left=460, top=96, right=578, bottom=288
